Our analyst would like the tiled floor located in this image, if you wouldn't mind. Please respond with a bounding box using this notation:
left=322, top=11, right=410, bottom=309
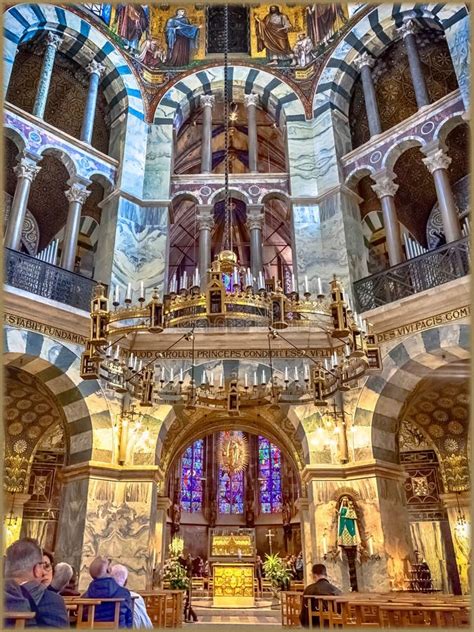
left=186, top=602, right=282, bottom=625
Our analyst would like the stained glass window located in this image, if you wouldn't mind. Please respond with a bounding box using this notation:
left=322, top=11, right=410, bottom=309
left=180, top=439, right=204, bottom=513
left=218, top=432, right=244, bottom=514
left=258, top=436, right=282, bottom=513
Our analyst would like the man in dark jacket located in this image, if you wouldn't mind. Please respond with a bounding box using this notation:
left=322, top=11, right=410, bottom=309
left=82, top=556, right=133, bottom=628
left=300, top=563, right=342, bottom=628
left=4, top=538, right=69, bottom=628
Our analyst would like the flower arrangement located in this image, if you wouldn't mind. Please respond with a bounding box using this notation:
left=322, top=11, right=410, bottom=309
left=262, top=553, right=293, bottom=606
left=163, top=537, right=188, bottom=590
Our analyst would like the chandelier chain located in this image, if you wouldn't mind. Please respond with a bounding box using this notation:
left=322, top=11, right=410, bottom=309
left=223, top=3, right=231, bottom=251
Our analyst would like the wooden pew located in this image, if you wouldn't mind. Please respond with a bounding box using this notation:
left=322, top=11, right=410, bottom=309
left=3, top=612, right=36, bottom=628
left=141, top=590, right=184, bottom=628
left=63, top=597, right=102, bottom=629
left=281, top=591, right=302, bottom=627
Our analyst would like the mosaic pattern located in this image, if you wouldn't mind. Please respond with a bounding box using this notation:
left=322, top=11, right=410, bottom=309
left=258, top=436, right=282, bottom=514
left=180, top=439, right=204, bottom=513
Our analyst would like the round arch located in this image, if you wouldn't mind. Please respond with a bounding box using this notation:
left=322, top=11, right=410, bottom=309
left=313, top=3, right=469, bottom=118
left=353, top=323, right=469, bottom=463
left=3, top=327, right=114, bottom=464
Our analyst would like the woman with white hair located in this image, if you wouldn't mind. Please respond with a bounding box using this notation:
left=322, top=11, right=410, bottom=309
left=110, top=564, right=153, bottom=629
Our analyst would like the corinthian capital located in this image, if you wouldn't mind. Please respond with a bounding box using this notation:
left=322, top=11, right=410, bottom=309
left=13, top=155, right=41, bottom=182
left=371, top=172, right=399, bottom=198
left=196, top=206, right=214, bottom=231
left=244, top=93, right=259, bottom=108
left=65, top=183, right=91, bottom=205
left=200, top=94, right=215, bottom=109
left=353, top=51, right=376, bottom=71
left=86, top=60, right=106, bottom=77
left=45, top=32, right=62, bottom=49
left=398, top=19, right=418, bottom=39
left=247, top=206, right=265, bottom=231
left=422, top=148, right=452, bottom=174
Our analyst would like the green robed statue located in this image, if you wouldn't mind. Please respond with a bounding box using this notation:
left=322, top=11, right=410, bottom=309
left=337, top=496, right=360, bottom=547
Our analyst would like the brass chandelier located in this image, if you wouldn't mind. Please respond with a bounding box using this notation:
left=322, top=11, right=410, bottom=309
left=80, top=4, right=381, bottom=410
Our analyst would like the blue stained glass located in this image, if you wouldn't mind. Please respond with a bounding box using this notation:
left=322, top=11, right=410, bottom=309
left=180, top=439, right=204, bottom=512
left=258, top=436, right=282, bottom=513
left=218, top=432, right=244, bottom=514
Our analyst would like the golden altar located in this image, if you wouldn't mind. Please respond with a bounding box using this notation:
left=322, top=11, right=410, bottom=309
left=212, top=563, right=255, bottom=608
left=210, top=532, right=254, bottom=558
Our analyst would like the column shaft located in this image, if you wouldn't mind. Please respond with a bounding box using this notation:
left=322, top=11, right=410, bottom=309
left=381, top=196, right=404, bottom=266
left=196, top=206, right=214, bottom=288
left=404, top=33, right=430, bottom=108
left=360, top=65, right=382, bottom=137
left=80, top=61, right=105, bottom=144
left=244, top=94, right=259, bottom=173
left=61, top=182, right=91, bottom=271
left=200, top=95, right=215, bottom=174
left=247, top=206, right=265, bottom=280
left=32, top=33, right=62, bottom=119
left=4, top=156, right=41, bottom=251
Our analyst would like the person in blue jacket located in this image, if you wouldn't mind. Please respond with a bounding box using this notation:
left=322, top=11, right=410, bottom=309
left=82, top=557, right=133, bottom=628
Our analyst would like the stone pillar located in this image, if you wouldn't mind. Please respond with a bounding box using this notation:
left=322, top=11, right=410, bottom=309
left=3, top=492, right=32, bottom=550
left=440, top=491, right=471, bottom=594
left=32, top=32, right=62, bottom=119
left=200, top=95, right=215, bottom=174
left=4, top=153, right=41, bottom=250
left=61, top=181, right=91, bottom=271
left=247, top=204, right=265, bottom=280
left=196, top=205, right=214, bottom=287
left=421, top=145, right=462, bottom=243
left=153, top=496, right=172, bottom=582
left=398, top=20, right=430, bottom=109
left=244, top=93, right=259, bottom=173
left=353, top=52, right=382, bottom=137
left=371, top=171, right=405, bottom=267
left=295, top=497, right=314, bottom=583
left=80, top=60, right=106, bottom=145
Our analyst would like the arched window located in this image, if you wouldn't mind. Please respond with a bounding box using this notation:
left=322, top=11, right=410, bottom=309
left=180, top=439, right=204, bottom=513
left=218, top=431, right=245, bottom=514
left=258, top=436, right=282, bottom=513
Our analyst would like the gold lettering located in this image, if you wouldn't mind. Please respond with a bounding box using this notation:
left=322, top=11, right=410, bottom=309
left=378, top=306, right=470, bottom=341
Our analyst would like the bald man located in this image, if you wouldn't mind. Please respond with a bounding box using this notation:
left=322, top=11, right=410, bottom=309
left=82, top=557, right=133, bottom=628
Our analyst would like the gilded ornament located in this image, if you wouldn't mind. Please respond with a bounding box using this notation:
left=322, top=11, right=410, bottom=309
left=27, top=426, right=41, bottom=439
left=6, top=409, right=19, bottom=420
left=415, top=412, right=430, bottom=426
left=444, top=438, right=459, bottom=453
left=11, top=389, right=27, bottom=398
left=433, top=409, right=448, bottom=422
left=35, top=403, right=50, bottom=413
left=22, top=412, right=37, bottom=424
left=218, top=431, right=249, bottom=475
left=429, top=424, right=444, bottom=438
left=13, top=439, right=28, bottom=454
left=455, top=393, right=468, bottom=405
left=39, top=414, right=54, bottom=427
left=17, top=400, right=33, bottom=410
left=437, top=397, right=453, bottom=409
left=447, top=421, right=464, bottom=435
left=8, top=422, right=24, bottom=436
left=452, top=406, right=467, bottom=420
left=419, top=400, right=435, bottom=413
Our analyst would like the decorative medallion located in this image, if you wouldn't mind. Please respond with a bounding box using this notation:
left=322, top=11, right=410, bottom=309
left=447, top=421, right=464, bottom=435
left=218, top=431, right=249, bottom=475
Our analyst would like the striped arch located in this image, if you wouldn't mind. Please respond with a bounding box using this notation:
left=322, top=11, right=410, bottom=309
left=3, top=327, right=114, bottom=465
left=313, top=3, right=469, bottom=118
left=354, top=323, right=469, bottom=464
left=154, top=65, right=306, bottom=130
left=4, top=3, right=144, bottom=123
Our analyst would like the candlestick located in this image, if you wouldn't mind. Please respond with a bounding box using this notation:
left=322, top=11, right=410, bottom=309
left=140, top=281, right=144, bottom=301
left=179, top=368, right=183, bottom=382
left=170, top=367, right=174, bottom=382
left=317, top=277, right=323, bottom=295
left=244, top=373, right=248, bottom=387
left=114, top=345, right=120, bottom=361
left=294, top=365, right=299, bottom=381
left=284, top=366, right=289, bottom=381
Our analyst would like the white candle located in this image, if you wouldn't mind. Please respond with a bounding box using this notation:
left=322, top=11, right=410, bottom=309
left=114, top=285, right=120, bottom=304
left=304, top=275, right=309, bottom=293
left=284, top=366, right=289, bottom=381
left=114, top=345, right=120, bottom=361
left=253, top=371, right=258, bottom=386
left=345, top=344, right=351, bottom=357
left=138, top=359, right=143, bottom=372
left=140, top=281, right=144, bottom=300
left=210, top=370, right=214, bottom=386
left=291, top=274, right=296, bottom=293
left=332, top=351, right=338, bottom=366
left=202, top=369, right=206, bottom=384
left=179, top=368, right=183, bottom=382
left=262, top=369, right=266, bottom=384
left=170, top=367, right=174, bottom=381
left=318, top=277, right=323, bottom=295
left=368, top=536, right=374, bottom=557
left=304, top=364, right=309, bottom=380
left=126, top=282, right=132, bottom=301
left=244, top=373, right=248, bottom=387
left=129, top=353, right=134, bottom=369
left=294, top=365, right=299, bottom=381
left=161, top=366, right=165, bottom=381
left=220, top=372, right=224, bottom=388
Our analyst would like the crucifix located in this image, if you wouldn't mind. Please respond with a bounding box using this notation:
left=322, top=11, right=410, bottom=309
left=266, top=528, right=275, bottom=555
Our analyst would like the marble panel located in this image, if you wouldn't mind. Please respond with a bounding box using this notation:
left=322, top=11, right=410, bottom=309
left=55, top=478, right=90, bottom=574
left=143, top=123, right=174, bottom=200
left=286, top=121, right=318, bottom=198
left=410, top=521, right=450, bottom=593
left=115, top=116, right=148, bottom=198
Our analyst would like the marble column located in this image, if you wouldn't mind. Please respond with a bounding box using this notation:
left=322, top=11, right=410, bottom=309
left=440, top=491, right=471, bottom=594
left=421, top=146, right=462, bottom=243
left=353, top=52, right=382, bottom=137
left=371, top=171, right=405, bottom=267
left=295, top=497, right=314, bottom=583
left=247, top=204, right=265, bottom=280
left=4, top=153, right=41, bottom=251
left=61, top=181, right=91, bottom=271
left=196, top=205, right=214, bottom=287
left=200, top=95, right=215, bottom=174
left=32, top=32, right=62, bottom=119
left=244, top=93, right=259, bottom=173
left=153, top=496, right=172, bottom=583
left=398, top=20, right=430, bottom=109
left=80, top=60, right=106, bottom=145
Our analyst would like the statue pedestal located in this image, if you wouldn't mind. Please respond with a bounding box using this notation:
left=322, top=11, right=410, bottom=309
left=212, top=563, right=255, bottom=608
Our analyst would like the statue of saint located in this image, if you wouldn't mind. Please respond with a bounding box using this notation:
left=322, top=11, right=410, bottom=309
left=337, top=496, right=360, bottom=547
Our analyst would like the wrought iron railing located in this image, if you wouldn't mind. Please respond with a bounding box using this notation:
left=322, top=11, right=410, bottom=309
left=4, top=247, right=102, bottom=311
left=353, top=237, right=470, bottom=312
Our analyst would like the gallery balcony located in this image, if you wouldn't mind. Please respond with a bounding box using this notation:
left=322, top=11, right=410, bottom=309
left=353, top=237, right=470, bottom=313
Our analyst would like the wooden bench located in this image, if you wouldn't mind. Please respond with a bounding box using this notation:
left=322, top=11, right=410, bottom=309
left=141, top=590, right=184, bottom=628
left=64, top=598, right=103, bottom=629
left=281, top=591, right=302, bottom=627
left=3, top=612, right=36, bottom=629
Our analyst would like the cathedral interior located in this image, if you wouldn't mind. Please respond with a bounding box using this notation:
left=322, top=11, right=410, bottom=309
left=2, top=1, right=471, bottom=628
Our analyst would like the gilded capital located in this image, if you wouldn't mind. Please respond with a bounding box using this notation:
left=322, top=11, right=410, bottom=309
left=86, top=60, right=106, bottom=77
left=422, top=149, right=452, bottom=173
left=45, top=32, right=62, bottom=49
left=200, top=94, right=215, bottom=109
left=244, top=93, right=259, bottom=108
left=13, top=156, right=41, bottom=182
left=65, top=183, right=91, bottom=205
left=353, top=51, right=376, bottom=71
left=371, top=173, right=399, bottom=198
left=398, top=19, right=418, bottom=39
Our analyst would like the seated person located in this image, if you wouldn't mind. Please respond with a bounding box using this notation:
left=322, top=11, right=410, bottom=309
left=300, top=563, right=342, bottom=628
left=4, top=538, right=69, bottom=628
left=110, top=564, right=153, bottom=629
left=41, top=551, right=54, bottom=588
left=82, top=557, right=133, bottom=628
left=59, top=566, right=81, bottom=597
left=50, top=563, right=74, bottom=594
